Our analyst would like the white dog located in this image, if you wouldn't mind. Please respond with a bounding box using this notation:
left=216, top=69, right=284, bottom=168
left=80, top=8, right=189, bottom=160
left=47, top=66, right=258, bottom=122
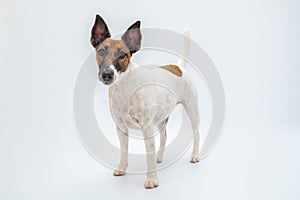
left=90, top=15, right=200, bottom=189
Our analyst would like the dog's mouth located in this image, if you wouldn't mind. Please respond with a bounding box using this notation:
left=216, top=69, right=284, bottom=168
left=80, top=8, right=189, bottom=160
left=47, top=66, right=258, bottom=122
left=101, top=77, right=116, bottom=86
left=102, top=80, right=113, bottom=85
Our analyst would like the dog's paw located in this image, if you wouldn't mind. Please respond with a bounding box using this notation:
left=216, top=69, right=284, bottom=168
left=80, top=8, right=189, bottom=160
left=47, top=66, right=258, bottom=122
left=144, top=177, right=159, bottom=189
left=190, top=154, right=200, bottom=163
left=113, top=169, right=126, bottom=176
left=156, top=152, right=164, bottom=163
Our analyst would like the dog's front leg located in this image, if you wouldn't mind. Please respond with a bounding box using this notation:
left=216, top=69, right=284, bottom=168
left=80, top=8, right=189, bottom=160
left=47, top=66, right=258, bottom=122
left=143, top=127, right=159, bottom=189
left=113, top=126, right=128, bottom=176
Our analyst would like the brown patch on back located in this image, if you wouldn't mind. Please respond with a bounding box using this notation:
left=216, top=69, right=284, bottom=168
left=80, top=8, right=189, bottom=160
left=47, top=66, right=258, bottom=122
left=160, top=64, right=183, bottom=77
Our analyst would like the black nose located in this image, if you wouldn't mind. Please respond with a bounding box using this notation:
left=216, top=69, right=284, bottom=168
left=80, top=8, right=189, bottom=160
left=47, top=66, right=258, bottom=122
left=102, top=69, right=114, bottom=82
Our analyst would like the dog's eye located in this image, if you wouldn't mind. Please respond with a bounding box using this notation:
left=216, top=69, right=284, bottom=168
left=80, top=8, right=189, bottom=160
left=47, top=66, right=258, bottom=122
left=98, top=48, right=106, bottom=56
left=118, top=51, right=127, bottom=59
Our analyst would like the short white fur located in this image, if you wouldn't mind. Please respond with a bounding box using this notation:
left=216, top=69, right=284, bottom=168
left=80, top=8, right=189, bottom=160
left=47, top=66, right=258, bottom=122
left=108, top=26, right=200, bottom=189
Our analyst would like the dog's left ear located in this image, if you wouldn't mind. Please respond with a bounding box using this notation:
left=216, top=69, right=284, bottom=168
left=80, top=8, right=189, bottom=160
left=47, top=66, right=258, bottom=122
left=90, top=15, right=111, bottom=48
left=121, top=21, right=142, bottom=54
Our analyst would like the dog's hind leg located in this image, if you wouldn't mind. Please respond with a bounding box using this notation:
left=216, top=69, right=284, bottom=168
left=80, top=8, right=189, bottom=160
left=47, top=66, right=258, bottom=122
left=182, top=92, right=200, bottom=163
left=113, top=126, right=129, bottom=176
left=156, top=118, right=168, bottom=163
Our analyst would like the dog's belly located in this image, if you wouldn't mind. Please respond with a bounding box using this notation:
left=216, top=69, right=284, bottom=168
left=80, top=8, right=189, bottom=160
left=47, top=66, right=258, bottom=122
left=111, top=84, right=178, bottom=130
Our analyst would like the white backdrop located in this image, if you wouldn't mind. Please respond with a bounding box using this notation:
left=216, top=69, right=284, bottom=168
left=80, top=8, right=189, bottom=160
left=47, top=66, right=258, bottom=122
left=0, top=0, right=299, bottom=199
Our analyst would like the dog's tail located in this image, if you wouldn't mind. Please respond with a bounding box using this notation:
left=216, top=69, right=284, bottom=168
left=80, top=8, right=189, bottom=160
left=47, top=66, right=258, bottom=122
left=177, top=25, right=191, bottom=67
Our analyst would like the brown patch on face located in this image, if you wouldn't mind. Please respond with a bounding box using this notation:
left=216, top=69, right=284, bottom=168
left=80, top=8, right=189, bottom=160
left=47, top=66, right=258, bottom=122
left=160, top=64, right=183, bottom=77
left=96, top=38, right=131, bottom=73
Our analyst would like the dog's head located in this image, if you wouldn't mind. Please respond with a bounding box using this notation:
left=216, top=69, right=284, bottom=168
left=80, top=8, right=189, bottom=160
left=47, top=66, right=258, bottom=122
left=90, top=15, right=142, bottom=85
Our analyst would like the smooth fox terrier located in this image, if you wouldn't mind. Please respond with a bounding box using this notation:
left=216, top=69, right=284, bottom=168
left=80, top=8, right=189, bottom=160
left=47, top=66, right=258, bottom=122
left=90, top=14, right=200, bottom=189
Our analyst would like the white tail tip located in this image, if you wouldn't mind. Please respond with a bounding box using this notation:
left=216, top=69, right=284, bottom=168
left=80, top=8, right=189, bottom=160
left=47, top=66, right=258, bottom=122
left=178, top=25, right=191, bottom=67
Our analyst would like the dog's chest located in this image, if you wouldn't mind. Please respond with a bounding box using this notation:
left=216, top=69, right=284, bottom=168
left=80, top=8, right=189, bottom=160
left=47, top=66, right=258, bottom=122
left=108, top=68, right=180, bottom=129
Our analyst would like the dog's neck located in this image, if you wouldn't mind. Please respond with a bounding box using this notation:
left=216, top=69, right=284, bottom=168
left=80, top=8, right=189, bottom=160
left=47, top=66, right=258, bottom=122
left=109, top=62, right=136, bottom=88
left=108, top=62, right=137, bottom=99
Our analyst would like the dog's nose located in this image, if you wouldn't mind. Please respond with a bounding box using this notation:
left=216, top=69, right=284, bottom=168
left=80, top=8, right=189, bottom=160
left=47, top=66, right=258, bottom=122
left=102, top=69, right=114, bottom=82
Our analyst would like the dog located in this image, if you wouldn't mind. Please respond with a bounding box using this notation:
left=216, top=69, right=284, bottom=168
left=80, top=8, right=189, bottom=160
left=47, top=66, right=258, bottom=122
left=90, top=15, right=200, bottom=189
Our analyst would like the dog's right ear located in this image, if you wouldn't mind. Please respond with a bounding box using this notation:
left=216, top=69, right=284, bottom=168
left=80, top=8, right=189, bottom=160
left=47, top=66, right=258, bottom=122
left=121, top=21, right=141, bottom=54
left=90, top=15, right=111, bottom=48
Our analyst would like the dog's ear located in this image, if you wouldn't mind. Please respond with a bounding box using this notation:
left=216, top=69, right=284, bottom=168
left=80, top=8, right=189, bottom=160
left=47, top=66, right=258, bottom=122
left=121, top=21, right=142, bottom=54
left=90, top=15, right=111, bottom=48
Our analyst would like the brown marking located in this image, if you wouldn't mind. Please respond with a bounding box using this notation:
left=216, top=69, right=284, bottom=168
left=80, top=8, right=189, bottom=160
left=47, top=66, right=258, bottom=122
left=90, top=16, right=142, bottom=75
left=160, top=64, right=183, bottom=77
left=96, top=38, right=131, bottom=72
